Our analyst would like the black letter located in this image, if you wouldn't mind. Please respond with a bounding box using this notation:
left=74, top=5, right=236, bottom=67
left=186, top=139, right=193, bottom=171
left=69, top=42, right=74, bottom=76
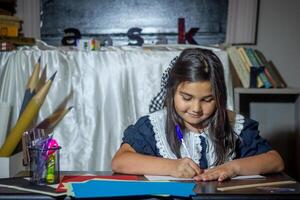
left=127, top=27, right=144, bottom=46
left=185, top=28, right=199, bottom=45
left=61, top=28, right=81, bottom=46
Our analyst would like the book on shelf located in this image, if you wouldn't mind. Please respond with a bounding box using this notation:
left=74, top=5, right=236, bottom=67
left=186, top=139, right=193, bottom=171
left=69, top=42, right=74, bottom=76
left=254, top=50, right=287, bottom=88
left=0, top=36, right=35, bottom=46
left=227, top=46, right=286, bottom=89
left=0, top=15, right=20, bottom=22
left=262, top=66, right=277, bottom=88
left=0, top=15, right=21, bottom=37
left=237, top=47, right=264, bottom=88
left=227, top=46, right=250, bottom=88
left=252, top=50, right=276, bottom=88
left=244, top=48, right=272, bottom=88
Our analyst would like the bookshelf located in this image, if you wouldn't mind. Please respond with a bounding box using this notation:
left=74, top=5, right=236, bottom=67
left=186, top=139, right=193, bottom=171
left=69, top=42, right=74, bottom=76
left=227, top=46, right=287, bottom=89
left=234, top=88, right=300, bottom=181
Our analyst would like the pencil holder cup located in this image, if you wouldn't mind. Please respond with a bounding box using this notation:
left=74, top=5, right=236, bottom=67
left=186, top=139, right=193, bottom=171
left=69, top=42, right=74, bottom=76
left=29, top=146, right=61, bottom=185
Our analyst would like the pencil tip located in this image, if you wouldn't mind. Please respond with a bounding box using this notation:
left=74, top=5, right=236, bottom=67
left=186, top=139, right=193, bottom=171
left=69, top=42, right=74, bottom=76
left=50, top=71, right=57, bottom=81
left=38, top=56, right=41, bottom=63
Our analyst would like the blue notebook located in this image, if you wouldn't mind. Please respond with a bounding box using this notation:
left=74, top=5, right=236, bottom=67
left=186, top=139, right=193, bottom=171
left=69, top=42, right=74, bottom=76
left=69, top=180, right=196, bottom=198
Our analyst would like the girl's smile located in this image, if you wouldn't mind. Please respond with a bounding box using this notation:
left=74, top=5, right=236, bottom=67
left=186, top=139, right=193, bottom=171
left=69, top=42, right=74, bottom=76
left=174, top=80, right=216, bottom=132
left=187, top=112, right=202, bottom=118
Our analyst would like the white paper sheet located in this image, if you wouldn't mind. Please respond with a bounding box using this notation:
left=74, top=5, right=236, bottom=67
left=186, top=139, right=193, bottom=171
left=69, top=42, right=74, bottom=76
left=231, top=175, right=265, bottom=180
left=145, top=175, right=193, bottom=181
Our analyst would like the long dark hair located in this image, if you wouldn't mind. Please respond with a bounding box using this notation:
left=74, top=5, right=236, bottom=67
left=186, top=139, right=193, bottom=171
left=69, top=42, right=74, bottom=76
left=164, top=48, right=235, bottom=165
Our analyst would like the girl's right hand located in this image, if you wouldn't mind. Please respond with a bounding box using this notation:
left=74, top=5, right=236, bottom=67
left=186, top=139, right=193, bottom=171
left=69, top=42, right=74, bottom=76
left=170, top=157, right=202, bottom=178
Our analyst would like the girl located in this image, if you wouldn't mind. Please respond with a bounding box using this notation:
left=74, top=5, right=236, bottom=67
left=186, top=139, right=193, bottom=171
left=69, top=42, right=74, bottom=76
left=112, top=48, right=284, bottom=181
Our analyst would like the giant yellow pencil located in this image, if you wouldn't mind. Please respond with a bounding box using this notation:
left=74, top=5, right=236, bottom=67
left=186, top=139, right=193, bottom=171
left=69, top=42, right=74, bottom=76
left=37, top=90, right=73, bottom=130
left=37, top=106, right=73, bottom=131
left=35, top=64, right=47, bottom=92
left=27, top=64, right=47, bottom=129
left=0, top=72, right=57, bottom=156
left=28, top=58, right=41, bottom=93
left=14, top=59, right=41, bottom=154
left=18, top=58, right=41, bottom=117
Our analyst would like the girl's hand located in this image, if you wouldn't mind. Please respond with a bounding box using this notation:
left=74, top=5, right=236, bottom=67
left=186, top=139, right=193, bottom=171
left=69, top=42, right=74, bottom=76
left=170, top=157, right=202, bottom=178
left=193, top=162, right=237, bottom=182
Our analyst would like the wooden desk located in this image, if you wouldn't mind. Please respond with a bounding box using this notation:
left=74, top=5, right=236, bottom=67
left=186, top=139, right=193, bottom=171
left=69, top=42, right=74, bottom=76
left=0, top=172, right=299, bottom=200
left=192, top=173, right=300, bottom=200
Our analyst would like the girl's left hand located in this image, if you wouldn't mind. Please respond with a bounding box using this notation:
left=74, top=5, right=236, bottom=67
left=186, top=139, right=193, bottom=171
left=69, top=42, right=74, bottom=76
left=193, top=162, right=237, bottom=182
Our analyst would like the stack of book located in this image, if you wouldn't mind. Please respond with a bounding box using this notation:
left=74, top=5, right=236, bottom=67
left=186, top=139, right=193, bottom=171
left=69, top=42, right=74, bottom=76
left=227, top=46, right=287, bottom=88
left=0, top=14, right=35, bottom=51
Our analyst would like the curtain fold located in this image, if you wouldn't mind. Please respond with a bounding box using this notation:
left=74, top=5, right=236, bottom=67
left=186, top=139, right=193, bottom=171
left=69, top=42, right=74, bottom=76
left=0, top=45, right=233, bottom=171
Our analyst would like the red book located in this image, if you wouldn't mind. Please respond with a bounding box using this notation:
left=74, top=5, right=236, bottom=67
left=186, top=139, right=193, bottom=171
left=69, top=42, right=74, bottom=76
left=56, top=175, right=139, bottom=193
left=264, top=67, right=276, bottom=88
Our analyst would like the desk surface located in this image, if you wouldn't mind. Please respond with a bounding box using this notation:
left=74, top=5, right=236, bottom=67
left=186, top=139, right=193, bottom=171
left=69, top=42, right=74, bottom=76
left=0, top=171, right=300, bottom=200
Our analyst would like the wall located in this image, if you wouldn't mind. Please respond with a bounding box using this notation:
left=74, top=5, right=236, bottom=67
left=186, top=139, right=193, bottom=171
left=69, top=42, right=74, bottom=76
left=254, top=0, right=300, bottom=88
left=40, top=0, right=227, bottom=46
left=250, top=0, right=300, bottom=180
left=16, top=0, right=40, bottom=39
left=16, top=0, right=300, bottom=86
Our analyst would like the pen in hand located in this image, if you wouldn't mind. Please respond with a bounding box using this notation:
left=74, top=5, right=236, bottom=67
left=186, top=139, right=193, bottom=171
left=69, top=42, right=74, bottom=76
left=175, top=125, right=191, bottom=158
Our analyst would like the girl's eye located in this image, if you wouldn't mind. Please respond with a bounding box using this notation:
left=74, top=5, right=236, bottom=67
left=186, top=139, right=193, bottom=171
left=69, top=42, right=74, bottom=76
left=182, top=95, right=192, bottom=101
left=202, top=98, right=214, bottom=102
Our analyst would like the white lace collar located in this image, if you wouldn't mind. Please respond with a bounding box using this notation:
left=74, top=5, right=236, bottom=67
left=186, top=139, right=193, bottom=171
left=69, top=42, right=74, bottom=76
left=148, top=109, right=245, bottom=167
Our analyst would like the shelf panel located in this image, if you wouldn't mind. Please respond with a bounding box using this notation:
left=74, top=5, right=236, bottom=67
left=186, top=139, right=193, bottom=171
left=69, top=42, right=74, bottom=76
left=234, top=87, right=300, bottom=181
left=234, top=87, right=300, bottom=95
left=234, top=88, right=300, bottom=114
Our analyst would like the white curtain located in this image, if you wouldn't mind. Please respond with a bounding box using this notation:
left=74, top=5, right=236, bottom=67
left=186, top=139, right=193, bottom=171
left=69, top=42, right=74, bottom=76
left=0, top=44, right=233, bottom=171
